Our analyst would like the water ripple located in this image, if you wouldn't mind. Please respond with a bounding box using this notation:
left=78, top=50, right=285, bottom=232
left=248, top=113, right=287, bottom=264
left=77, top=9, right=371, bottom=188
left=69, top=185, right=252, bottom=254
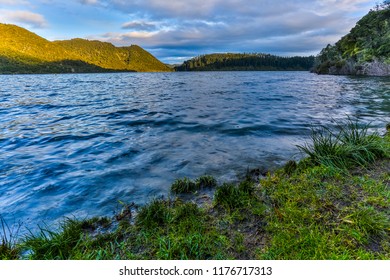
left=0, top=72, right=389, bottom=231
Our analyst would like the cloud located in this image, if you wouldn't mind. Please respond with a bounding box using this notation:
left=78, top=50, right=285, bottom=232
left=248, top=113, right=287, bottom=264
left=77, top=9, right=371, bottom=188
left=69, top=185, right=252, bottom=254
left=122, top=20, right=159, bottom=31
left=0, top=0, right=29, bottom=4
left=7, top=0, right=372, bottom=63
left=0, top=10, right=48, bottom=28
left=78, top=0, right=99, bottom=4
left=109, top=0, right=373, bottom=20
left=90, top=0, right=376, bottom=62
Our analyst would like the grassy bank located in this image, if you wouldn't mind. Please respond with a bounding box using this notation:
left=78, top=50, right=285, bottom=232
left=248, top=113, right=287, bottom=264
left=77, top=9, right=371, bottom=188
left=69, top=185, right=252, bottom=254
left=1, top=120, right=389, bottom=260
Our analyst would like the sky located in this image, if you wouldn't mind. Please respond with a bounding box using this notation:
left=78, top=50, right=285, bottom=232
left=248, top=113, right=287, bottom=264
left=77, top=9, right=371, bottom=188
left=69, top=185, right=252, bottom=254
left=0, top=0, right=378, bottom=64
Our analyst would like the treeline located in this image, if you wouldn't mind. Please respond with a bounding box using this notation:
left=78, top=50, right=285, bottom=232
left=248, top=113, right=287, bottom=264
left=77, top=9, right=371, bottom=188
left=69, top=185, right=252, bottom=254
left=175, top=53, right=315, bottom=71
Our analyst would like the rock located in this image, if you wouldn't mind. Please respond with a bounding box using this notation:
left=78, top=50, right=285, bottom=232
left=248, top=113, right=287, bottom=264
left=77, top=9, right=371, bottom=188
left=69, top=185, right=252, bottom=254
left=359, top=60, right=390, bottom=76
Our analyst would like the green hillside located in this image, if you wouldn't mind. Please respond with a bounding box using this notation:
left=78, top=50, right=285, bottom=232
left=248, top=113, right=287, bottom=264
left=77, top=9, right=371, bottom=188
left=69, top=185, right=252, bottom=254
left=175, top=53, right=315, bottom=71
left=313, top=2, right=390, bottom=75
left=54, top=39, right=170, bottom=72
left=0, top=23, right=171, bottom=74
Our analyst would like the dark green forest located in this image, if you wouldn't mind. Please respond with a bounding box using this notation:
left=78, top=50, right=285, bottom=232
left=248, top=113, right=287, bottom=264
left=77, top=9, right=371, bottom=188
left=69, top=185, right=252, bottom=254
left=175, top=53, right=315, bottom=71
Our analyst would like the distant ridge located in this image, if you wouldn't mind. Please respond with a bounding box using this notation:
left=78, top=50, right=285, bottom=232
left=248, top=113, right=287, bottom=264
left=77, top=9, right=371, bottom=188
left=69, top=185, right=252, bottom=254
left=0, top=23, right=171, bottom=74
left=175, top=53, right=315, bottom=71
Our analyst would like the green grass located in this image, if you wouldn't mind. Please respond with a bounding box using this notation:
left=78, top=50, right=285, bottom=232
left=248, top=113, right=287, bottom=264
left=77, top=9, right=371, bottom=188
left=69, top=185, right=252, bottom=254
left=22, top=217, right=114, bottom=260
left=195, top=175, right=218, bottom=189
left=297, top=118, right=389, bottom=170
left=213, top=179, right=257, bottom=211
left=260, top=163, right=390, bottom=259
left=2, top=121, right=389, bottom=260
left=0, top=216, right=21, bottom=260
left=171, top=175, right=217, bottom=194
left=125, top=199, right=233, bottom=259
left=170, top=177, right=198, bottom=194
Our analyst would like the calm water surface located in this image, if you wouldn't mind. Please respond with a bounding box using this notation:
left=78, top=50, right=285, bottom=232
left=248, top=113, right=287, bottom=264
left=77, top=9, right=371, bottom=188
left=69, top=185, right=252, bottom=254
left=0, top=72, right=389, bottom=229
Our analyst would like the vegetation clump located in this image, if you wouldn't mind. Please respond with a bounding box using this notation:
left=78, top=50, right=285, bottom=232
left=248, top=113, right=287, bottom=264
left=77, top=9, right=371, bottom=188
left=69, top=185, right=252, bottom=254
left=195, top=175, right=218, bottom=189
left=297, top=118, right=389, bottom=170
left=0, top=216, right=21, bottom=260
left=171, top=175, right=218, bottom=194
left=170, top=177, right=198, bottom=194
left=283, top=160, right=298, bottom=175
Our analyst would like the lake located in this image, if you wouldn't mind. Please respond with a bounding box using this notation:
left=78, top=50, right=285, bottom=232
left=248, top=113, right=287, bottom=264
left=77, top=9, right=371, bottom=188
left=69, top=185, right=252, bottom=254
left=0, top=71, right=389, bottom=229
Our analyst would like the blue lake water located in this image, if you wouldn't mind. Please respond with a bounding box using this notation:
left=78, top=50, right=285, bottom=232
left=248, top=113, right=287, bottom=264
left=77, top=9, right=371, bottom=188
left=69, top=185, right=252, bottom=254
left=0, top=71, right=389, bottom=230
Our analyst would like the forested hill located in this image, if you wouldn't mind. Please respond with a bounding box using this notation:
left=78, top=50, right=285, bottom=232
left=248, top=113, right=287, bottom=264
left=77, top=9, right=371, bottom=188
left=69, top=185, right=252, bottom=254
left=313, top=2, right=390, bottom=76
left=175, top=53, right=315, bottom=71
left=0, top=23, right=171, bottom=74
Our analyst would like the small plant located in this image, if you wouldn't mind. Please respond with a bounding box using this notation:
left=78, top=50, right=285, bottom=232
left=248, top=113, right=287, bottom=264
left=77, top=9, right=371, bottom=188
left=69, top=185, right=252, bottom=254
left=238, top=179, right=255, bottom=195
left=135, top=199, right=172, bottom=230
left=0, top=216, right=20, bottom=260
left=195, top=175, right=218, bottom=189
left=170, top=177, right=197, bottom=194
left=171, top=175, right=218, bottom=194
left=214, top=183, right=254, bottom=210
left=283, top=160, right=298, bottom=175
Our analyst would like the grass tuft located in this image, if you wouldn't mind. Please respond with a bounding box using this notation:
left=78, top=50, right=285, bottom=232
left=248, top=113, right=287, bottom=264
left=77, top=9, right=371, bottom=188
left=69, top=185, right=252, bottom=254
left=170, top=177, right=197, bottom=194
left=22, top=217, right=120, bottom=260
left=23, top=219, right=85, bottom=259
left=0, top=216, right=21, bottom=260
left=297, top=118, right=389, bottom=170
left=283, top=160, right=298, bottom=175
left=214, top=180, right=256, bottom=211
left=195, top=175, right=218, bottom=189
left=135, top=199, right=172, bottom=231
left=171, top=175, right=218, bottom=194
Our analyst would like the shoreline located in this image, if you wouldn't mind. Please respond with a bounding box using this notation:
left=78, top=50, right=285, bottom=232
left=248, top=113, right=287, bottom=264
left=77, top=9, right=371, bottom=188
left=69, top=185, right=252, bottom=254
left=1, top=122, right=389, bottom=260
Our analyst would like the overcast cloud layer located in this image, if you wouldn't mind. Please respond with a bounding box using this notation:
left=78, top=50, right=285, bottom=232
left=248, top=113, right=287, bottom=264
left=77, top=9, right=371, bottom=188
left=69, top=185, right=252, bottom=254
left=0, top=0, right=377, bottom=63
